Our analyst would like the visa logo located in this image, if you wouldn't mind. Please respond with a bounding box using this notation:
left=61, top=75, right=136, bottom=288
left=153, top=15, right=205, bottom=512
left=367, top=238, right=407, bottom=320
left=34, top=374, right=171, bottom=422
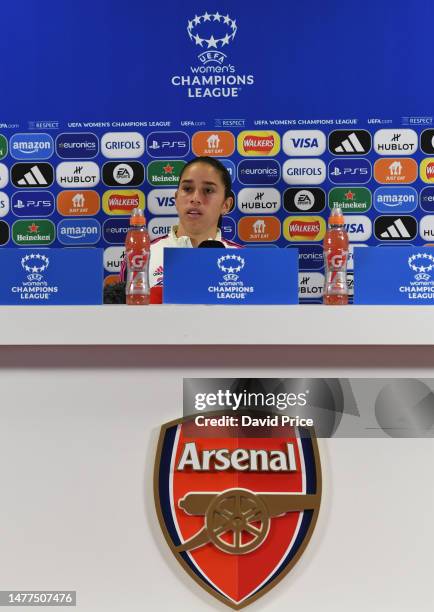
left=157, top=196, right=175, bottom=207
left=291, top=138, right=319, bottom=148
left=344, top=223, right=364, bottom=233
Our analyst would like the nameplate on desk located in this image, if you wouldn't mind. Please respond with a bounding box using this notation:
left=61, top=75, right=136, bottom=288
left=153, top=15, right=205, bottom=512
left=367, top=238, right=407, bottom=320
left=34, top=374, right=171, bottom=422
left=353, top=246, right=434, bottom=304
left=163, top=247, right=299, bottom=304
left=0, top=248, right=103, bottom=305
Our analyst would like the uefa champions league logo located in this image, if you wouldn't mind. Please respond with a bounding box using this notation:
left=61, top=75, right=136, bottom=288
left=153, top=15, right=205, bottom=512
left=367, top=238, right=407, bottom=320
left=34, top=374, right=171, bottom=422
left=217, top=254, right=245, bottom=281
left=187, top=12, right=237, bottom=64
left=408, top=252, right=434, bottom=281
left=21, top=253, right=49, bottom=281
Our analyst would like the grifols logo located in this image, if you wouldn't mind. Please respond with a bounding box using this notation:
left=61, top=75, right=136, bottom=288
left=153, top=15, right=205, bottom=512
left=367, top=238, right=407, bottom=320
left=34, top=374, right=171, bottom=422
left=154, top=416, right=321, bottom=609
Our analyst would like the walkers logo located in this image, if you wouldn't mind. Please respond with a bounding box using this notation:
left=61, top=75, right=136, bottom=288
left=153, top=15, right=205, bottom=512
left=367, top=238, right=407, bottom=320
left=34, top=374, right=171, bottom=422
left=420, top=158, right=434, bottom=184
left=148, top=217, right=179, bottom=240
left=237, top=160, right=280, bottom=185
left=101, top=132, right=145, bottom=159
left=12, top=219, right=55, bottom=245
left=154, top=416, right=321, bottom=609
left=11, top=163, right=54, bottom=188
left=419, top=216, right=434, bottom=241
left=283, top=159, right=326, bottom=185
left=0, top=134, right=7, bottom=159
left=420, top=187, right=434, bottom=212
left=10, top=133, right=54, bottom=160
left=298, top=272, right=325, bottom=300
left=374, top=216, right=417, bottom=241
left=284, top=188, right=325, bottom=213
left=57, top=218, right=101, bottom=246
left=57, top=190, right=100, bottom=216
left=343, top=215, right=372, bottom=242
left=292, top=244, right=324, bottom=270
left=11, top=191, right=54, bottom=217
left=282, top=130, right=326, bottom=156
left=56, top=133, right=99, bottom=159
left=147, top=189, right=176, bottom=215
left=328, top=188, right=371, bottom=213
left=0, top=163, right=8, bottom=189
left=373, top=129, right=417, bottom=155
left=147, top=160, right=186, bottom=186
left=237, top=188, right=281, bottom=214
left=237, top=131, right=280, bottom=156
left=283, top=216, right=326, bottom=242
left=0, top=220, right=9, bottom=245
left=328, top=159, right=371, bottom=184
left=56, top=162, right=100, bottom=188
left=102, top=190, right=145, bottom=215
left=192, top=131, right=235, bottom=157
left=170, top=11, right=255, bottom=99
left=0, top=192, right=9, bottom=217
left=102, top=161, right=144, bottom=187
left=103, top=218, right=130, bottom=245
left=374, top=158, right=418, bottom=184
left=420, top=129, right=434, bottom=155
left=328, top=130, right=371, bottom=155
left=147, top=132, right=190, bottom=158
left=238, top=216, right=280, bottom=242
left=374, top=187, right=417, bottom=213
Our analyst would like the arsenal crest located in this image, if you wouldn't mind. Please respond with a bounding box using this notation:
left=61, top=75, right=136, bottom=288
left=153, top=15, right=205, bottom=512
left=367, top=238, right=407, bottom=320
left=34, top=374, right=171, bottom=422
left=154, top=415, right=322, bottom=609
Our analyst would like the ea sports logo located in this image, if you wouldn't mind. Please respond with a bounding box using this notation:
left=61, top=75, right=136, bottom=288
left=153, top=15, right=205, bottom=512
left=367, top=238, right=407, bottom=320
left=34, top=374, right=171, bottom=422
left=408, top=252, right=434, bottom=280
left=187, top=12, right=237, bottom=64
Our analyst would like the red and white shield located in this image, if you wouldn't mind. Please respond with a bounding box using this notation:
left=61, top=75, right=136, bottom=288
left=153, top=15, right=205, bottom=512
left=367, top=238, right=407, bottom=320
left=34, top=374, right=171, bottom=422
left=154, top=415, right=321, bottom=609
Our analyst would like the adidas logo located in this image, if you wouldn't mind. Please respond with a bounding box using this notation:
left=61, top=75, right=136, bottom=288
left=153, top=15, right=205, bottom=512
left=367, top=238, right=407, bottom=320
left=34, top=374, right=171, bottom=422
left=375, top=216, right=417, bottom=240
left=329, top=130, right=371, bottom=155
left=334, top=132, right=364, bottom=153
left=12, top=163, right=53, bottom=188
left=380, top=218, right=410, bottom=238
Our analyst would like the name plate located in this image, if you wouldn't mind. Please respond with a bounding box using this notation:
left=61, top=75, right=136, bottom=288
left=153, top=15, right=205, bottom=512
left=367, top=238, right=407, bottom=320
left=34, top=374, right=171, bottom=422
left=0, top=248, right=103, bottom=305
left=354, top=246, right=434, bottom=304
left=163, top=247, right=299, bottom=304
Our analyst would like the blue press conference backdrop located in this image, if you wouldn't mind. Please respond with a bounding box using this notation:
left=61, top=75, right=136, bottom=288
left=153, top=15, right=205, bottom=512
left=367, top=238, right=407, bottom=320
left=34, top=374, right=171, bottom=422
left=1, top=0, right=434, bottom=302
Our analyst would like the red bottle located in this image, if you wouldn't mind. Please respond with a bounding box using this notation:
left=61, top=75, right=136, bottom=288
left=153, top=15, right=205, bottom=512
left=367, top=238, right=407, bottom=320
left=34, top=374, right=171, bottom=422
left=125, top=208, right=150, bottom=305
left=323, top=206, right=349, bottom=305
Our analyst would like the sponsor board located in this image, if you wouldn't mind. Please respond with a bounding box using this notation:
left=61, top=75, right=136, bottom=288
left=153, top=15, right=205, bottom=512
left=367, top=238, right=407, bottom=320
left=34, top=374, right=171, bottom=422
left=148, top=216, right=179, bottom=240
left=103, top=218, right=130, bottom=245
left=237, top=159, right=280, bottom=185
left=56, top=162, right=100, bottom=188
left=328, top=187, right=371, bottom=213
left=12, top=219, right=55, bottom=245
left=221, top=216, right=236, bottom=241
left=282, top=130, right=326, bottom=156
left=328, top=158, right=371, bottom=184
left=57, top=190, right=100, bottom=216
left=420, top=187, right=434, bottom=213
left=11, top=163, right=54, bottom=188
left=282, top=159, right=326, bottom=185
left=373, top=129, right=418, bottom=155
left=103, top=246, right=125, bottom=273
left=343, top=215, right=372, bottom=242
left=237, top=131, right=280, bottom=156
left=9, top=133, right=54, bottom=160
left=237, top=216, right=280, bottom=242
left=419, top=216, right=434, bottom=241
left=290, top=244, right=324, bottom=270
left=11, top=191, right=54, bottom=217
left=298, top=272, right=325, bottom=299
left=283, top=216, right=326, bottom=242
left=147, top=132, right=190, bottom=158
left=0, top=192, right=10, bottom=217
left=56, top=132, right=99, bottom=159
left=328, top=130, right=371, bottom=155
left=373, top=158, right=417, bottom=184
left=57, top=218, right=101, bottom=246
left=0, top=134, right=7, bottom=159
left=373, top=187, right=417, bottom=213
left=147, top=160, right=186, bottom=186
left=219, top=158, right=236, bottom=181
left=237, top=188, right=281, bottom=214
left=102, top=161, right=144, bottom=187
left=374, top=215, right=417, bottom=241
left=101, top=132, right=145, bottom=159
left=147, top=189, right=177, bottom=215
left=192, top=131, right=235, bottom=157
left=284, top=188, right=325, bottom=213
left=102, top=190, right=145, bottom=215
left=0, top=220, right=9, bottom=245
left=419, top=158, right=434, bottom=184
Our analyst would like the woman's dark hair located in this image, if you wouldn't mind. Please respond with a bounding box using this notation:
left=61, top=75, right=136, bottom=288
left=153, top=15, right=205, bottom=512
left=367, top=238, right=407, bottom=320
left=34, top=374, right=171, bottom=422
left=178, top=156, right=232, bottom=198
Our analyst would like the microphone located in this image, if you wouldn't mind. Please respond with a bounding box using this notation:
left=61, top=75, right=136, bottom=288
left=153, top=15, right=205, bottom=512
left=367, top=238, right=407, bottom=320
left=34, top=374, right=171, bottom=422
left=198, top=240, right=225, bottom=248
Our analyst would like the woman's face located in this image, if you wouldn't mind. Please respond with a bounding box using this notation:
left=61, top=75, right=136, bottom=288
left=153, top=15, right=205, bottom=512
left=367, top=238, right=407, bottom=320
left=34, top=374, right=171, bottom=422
left=175, top=162, right=232, bottom=239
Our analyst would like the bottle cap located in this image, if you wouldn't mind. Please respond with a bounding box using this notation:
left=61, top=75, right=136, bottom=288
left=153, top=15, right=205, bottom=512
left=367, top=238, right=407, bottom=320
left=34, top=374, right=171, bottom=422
left=329, top=206, right=345, bottom=225
left=130, top=207, right=146, bottom=226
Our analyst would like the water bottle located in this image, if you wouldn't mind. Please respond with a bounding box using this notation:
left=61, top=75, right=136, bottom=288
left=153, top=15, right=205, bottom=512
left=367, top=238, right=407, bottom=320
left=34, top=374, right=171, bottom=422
left=323, top=206, right=349, bottom=305
left=125, top=207, right=150, bottom=305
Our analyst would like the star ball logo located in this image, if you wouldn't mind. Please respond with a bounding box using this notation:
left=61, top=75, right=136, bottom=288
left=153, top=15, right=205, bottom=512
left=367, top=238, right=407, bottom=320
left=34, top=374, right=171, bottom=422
left=408, top=252, right=434, bottom=281
left=21, top=252, right=49, bottom=281
left=217, top=253, right=245, bottom=280
left=170, top=11, right=255, bottom=98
